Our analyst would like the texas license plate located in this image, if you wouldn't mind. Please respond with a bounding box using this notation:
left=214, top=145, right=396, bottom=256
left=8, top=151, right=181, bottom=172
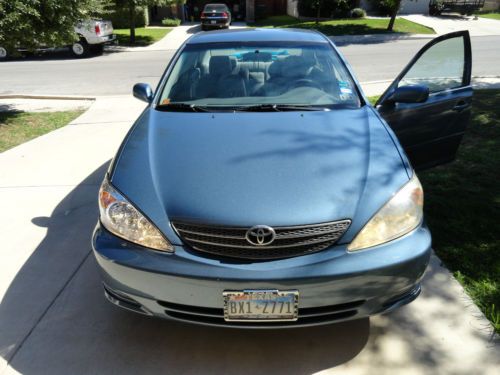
left=211, top=20, right=216, bottom=24
left=223, top=290, right=298, bottom=321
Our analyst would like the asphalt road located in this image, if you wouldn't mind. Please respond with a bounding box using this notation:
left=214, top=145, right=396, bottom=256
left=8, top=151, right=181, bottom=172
left=0, top=35, right=499, bottom=96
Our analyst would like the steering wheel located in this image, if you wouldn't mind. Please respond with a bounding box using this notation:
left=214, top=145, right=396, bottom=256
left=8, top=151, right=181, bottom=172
left=289, top=79, right=323, bottom=90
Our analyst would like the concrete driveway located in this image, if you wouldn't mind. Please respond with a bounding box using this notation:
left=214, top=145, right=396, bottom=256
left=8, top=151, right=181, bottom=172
left=0, top=96, right=499, bottom=375
left=403, top=14, right=500, bottom=36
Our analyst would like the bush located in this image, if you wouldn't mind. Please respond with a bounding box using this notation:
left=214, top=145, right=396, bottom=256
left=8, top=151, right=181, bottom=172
left=161, top=18, right=181, bottom=26
left=350, top=8, right=366, bottom=18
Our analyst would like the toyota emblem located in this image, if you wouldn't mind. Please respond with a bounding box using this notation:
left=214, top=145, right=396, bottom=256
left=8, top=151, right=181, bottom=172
left=245, top=225, right=276, bottom=246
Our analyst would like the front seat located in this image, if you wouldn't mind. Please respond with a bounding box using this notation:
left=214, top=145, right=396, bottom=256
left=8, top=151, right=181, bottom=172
left=196, top=56, right=247, bottom=99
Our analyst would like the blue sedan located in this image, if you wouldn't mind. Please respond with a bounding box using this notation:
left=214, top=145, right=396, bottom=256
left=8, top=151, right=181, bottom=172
left=93, top=28, right=472, bottom=327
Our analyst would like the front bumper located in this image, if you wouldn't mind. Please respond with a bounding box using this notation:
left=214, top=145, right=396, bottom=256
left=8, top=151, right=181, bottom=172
left=92, top=223, right=431, bottom=328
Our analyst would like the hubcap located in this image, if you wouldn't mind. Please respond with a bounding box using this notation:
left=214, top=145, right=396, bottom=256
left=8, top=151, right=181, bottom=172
left=0, top=47, right=7, bottom=58
left=72, top=43, right=84, bottom=55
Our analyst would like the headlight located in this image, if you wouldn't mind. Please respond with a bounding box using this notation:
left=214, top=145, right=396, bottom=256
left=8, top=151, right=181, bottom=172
left=347, top=174, right=423, bottom=252
left=98, top=177, right=174, bottom=252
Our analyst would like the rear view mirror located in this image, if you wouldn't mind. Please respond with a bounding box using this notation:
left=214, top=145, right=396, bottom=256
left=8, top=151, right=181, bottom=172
left=133, top=83, right=154, bottom=103
left=386, top=85, right=429, bottom=104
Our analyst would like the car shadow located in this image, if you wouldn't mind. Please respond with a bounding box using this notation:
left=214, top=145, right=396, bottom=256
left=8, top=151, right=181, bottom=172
left=0, top=162, right=370, bottom=374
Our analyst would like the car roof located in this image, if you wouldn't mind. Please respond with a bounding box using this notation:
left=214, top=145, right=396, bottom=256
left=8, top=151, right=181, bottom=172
left=186, top=28, right=329, bottom=45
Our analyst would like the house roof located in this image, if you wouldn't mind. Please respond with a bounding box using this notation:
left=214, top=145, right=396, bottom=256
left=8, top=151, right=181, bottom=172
left=187, top=28, right=330, bottom=44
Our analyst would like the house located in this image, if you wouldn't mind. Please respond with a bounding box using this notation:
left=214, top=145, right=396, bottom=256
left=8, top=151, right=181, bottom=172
left=149, top=0, right=287, bottom=23
left=149, top=0, right=499, bottom=24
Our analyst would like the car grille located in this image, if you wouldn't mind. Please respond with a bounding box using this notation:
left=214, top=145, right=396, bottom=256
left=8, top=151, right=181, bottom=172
left=171, top=220, right=351, bottom=260
left=157, top=299, right=363, bottom=327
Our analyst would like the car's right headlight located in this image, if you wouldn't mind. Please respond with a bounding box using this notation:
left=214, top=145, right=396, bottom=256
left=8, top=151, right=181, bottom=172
left=98, top=177, right=174, bottom=252
left=347, top=174, right=423, bottom=252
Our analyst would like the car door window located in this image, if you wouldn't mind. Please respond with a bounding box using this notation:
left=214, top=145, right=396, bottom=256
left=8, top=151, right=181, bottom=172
left=398, top=37, right=465, bottom=93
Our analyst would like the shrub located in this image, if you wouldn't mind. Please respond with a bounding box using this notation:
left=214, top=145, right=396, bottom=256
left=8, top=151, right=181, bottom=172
left=161, top=18, right=181, bottom=27
left=351, top=8, right=366, bottom=18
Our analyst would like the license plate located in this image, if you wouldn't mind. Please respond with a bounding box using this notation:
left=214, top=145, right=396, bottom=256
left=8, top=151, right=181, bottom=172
left=223, top=290, right=298, bottom=321
left=211, top=20, right=216, bottom=24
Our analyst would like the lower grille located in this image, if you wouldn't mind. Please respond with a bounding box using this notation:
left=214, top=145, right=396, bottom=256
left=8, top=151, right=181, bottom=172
left=158, top=299, right=363, bottom=327
left=171, top=220, right=351, bottom=260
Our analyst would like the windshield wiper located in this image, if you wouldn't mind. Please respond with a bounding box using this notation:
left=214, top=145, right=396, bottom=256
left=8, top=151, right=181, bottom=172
left=235, top=104, right=326, bottom=112
left=155, top=103, right=210, bottom=112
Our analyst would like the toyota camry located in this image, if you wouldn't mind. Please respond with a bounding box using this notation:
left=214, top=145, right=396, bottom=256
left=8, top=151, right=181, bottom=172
left=93, top=28, right=472, bottom=327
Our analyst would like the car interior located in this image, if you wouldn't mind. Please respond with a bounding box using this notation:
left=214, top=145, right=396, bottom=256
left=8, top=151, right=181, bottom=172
left=163, top=46, right=360, bottom=107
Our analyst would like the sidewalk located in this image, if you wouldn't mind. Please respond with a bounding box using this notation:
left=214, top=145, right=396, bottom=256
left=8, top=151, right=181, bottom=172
left=402, top=14, right=500, bottom=36
left=0, top=95, right=498, bottom=375
left=108, top=22, right=247, bottom=52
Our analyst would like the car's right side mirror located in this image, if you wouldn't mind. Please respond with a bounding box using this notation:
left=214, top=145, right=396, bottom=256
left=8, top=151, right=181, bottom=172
left=385, top=85, right=430, bottom=104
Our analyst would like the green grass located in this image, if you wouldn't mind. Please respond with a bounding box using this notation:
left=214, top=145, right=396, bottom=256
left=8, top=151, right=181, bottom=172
left=114, top=27, right=172, bottom=46
left=0, top=111, right=84, bottom=152
left=478, top=13, right=500, bottom=20
left=368, top=90, right=500, bottom=333
left=250, top=15, right=435, bottom=35
left=418, top=90, right=500, bottom=333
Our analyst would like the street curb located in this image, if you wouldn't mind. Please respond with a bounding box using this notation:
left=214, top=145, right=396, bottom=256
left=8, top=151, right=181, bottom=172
left=0, top=94, right=95, bottom=101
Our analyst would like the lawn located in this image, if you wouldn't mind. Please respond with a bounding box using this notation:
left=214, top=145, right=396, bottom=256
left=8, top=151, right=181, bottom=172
left=370, top=90, right=500, bottom=333
left=478, top=12, right=500, bottom=20
left=0, top=111, right=83, bottom=153
left=114, top=27, right=172, bottom=47
left=250, top=15, right=435, bottom=35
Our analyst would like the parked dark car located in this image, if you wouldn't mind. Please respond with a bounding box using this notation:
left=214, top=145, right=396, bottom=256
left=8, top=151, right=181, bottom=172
left=200, top=3, right=231, bottom=31
left=429, top=0, right=485, bottom=16
left=93, top=29, right=472, bottom=327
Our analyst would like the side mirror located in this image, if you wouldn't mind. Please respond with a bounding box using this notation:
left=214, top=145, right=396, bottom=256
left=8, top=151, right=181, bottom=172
left=386, top=85, right=429, bottom=104
left=133, top=83, right=153, bottom=103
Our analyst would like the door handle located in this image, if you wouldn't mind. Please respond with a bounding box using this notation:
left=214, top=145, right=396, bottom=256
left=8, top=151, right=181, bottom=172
left=452, top=100, right=469, bottom=111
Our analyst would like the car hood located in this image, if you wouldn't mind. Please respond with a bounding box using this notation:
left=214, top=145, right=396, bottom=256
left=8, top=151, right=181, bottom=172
left=111, top=106, right=410, bottom=245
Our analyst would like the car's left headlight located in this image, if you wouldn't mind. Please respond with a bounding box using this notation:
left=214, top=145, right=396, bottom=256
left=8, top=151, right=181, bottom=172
left=347, top=174, right=423, bottom=252
left=98, top=177, right=174, bottom=252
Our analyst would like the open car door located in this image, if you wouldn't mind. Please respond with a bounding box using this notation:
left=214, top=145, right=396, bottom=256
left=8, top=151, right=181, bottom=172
left=376, top=31, right=472, bottom=171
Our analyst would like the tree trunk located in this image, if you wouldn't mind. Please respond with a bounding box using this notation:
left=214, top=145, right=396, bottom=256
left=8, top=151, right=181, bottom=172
left=129, top=0, right=136, bottom=44
left=387, top=11, right=396, bottom=31
left=387, top=0, right=401, bottom=31
left=316, top=1, right=321, bottom=25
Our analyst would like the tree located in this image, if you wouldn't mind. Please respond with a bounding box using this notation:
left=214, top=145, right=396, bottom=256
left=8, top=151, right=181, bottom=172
left=381, top=0, right=402, bottom=31
left=111, top=0, right=175, bottom=44
left=0, top=0, right=107, bottom=52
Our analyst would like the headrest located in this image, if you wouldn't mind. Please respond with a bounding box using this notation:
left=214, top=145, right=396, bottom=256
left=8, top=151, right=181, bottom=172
left=209, top=56, right=233, bottom=76
left=268, top=60, right=283, bottom=77
left=281, top=56, right=312, bottom=78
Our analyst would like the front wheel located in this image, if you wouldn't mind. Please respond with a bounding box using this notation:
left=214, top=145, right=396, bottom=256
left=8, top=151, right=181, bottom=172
left=71, top=40, right=90, bottom=58
left=0, top=46, right=8, bottom=60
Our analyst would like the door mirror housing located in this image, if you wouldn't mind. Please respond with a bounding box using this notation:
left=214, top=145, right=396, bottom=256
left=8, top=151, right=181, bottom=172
left=133, top=83, right=154, bottom=103
left=386, top=85, right=429, bottom=104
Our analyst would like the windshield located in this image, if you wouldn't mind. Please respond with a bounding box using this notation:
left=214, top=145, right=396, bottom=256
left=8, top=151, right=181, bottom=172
left=204, top=4, right=228, bottom=11
left=157, top=42, right=361, bottom=111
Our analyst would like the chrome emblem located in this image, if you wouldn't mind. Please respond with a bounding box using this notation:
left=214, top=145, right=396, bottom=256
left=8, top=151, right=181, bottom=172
left=245, top=225, right=276, bottom=246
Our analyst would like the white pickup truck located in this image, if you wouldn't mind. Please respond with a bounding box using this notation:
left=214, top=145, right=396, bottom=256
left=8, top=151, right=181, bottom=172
left=0, top=19, right=116, bottom=60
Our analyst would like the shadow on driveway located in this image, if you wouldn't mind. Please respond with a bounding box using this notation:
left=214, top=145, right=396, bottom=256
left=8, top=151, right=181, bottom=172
left=0, top=162, right=370, bottom=374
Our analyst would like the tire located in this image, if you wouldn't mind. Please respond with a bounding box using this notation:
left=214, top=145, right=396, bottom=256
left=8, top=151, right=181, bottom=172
left=71, top=39, right=90, bottom=58
left=90, top=44, right=104, bottom=56
left=0, top=46, right=8, bottom=60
